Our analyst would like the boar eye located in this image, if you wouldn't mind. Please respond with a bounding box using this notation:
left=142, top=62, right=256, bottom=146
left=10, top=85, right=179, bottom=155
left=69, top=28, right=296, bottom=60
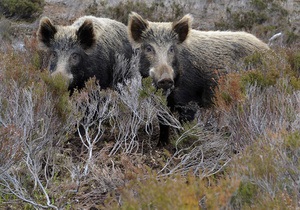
left=169, top=46, right=175, bottom=54
left=70, top=53, right=80, bottom=64
left=144, top=44, right=154, bottom=53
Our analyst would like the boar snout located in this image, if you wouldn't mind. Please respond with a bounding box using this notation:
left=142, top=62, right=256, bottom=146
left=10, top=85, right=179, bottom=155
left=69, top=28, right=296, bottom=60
left=157, top=72, right=174, bottom=90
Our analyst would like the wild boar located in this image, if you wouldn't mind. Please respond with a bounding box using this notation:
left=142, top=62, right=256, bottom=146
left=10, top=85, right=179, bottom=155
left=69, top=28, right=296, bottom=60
left=37, top=15, right=134, bottom=92
left=128, top=12, right=269, bottom=146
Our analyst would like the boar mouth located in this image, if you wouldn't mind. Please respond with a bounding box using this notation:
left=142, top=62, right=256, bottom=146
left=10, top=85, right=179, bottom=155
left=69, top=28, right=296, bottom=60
left=154, top=81, right=174, bottom=96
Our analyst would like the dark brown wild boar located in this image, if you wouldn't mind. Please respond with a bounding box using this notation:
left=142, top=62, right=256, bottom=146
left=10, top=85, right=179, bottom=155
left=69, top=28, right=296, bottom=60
left=128, top=12, right=269, bottom=146
left=37, top=16, right=134, bottom=93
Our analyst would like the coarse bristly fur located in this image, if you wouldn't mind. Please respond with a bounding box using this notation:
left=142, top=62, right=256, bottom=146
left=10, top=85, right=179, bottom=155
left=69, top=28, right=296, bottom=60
left=128, top=12, right=270, bottom=146
left=37, top=15, right=134, bottom=92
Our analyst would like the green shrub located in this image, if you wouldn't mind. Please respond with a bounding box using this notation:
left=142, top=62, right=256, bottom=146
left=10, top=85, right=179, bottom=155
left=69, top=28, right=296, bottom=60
left=289, top=76, right=300, bottom=90
left=254, top=25, right=278, bottom=39
left=250, top=0, right=268, bottom=10
left=241, top=70, right=277, bottom=88
left=286, top=31, right=300, bottom=46
left=287, top=49, right=300, bottom=73
left=214, top=18, right=230, bottom=30
left=231, top=11, right=268, bottom=30
left=241, top=52, right=284, bottom=89
left=139, top=77, right=160, bottom=100
left=269, top=2, right=289, bottom=17
left=284, top=131, right=300, bottom=161
left=0, top=0, right=44, bottom=20
left=231, top=181, right=258, bottom=207
left=0, top=18, right=12, bottom=41
left=41, top=73, right=71, bottom=122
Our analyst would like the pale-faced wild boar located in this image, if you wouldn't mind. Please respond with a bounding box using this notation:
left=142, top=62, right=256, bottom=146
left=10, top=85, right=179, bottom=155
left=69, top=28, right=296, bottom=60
left=37, top=16, right=133, bottom=92
left=128, top=12, right=269, bottom=146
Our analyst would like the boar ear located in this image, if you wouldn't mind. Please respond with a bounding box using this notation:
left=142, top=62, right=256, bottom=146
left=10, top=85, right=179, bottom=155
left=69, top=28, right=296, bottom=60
left=76, top=20, right=96, bottom=50
left=37, top=17, right=57, bottom=48
left=172, top=14, right=192, bottom=43
left=128, top=12, right=149, bottom=43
